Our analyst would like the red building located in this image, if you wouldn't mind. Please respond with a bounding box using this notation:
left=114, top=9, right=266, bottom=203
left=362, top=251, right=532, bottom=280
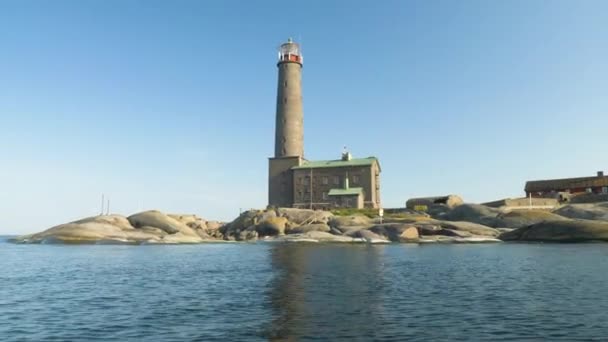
left=525, top=171, right=608, bottom=198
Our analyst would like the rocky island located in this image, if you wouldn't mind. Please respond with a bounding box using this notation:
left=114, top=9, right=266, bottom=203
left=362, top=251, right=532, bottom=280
left=11, top=201, right=608, bottom=244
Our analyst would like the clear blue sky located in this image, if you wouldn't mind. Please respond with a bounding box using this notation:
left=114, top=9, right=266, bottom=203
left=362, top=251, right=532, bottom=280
left=1, top=1, right=607, bottom=234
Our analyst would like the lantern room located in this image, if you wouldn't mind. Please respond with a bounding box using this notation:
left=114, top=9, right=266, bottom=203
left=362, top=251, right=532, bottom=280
left=278, top=38, right=303, bottom=65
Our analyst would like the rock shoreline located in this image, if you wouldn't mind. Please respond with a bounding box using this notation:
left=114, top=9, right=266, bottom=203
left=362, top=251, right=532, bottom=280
left=11, top=202, right=608, bottom=245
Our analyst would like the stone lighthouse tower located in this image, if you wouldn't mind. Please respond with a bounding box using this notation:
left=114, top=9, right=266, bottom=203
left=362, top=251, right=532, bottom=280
left=274, top=38, right=304, bottom=158
left=268, top=38, right=304, bottom=207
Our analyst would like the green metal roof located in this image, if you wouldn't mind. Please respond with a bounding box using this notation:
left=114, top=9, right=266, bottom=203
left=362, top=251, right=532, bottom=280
left=292, top=157, right=379, bottom=170
left=328, top=187, right=364, bottom=196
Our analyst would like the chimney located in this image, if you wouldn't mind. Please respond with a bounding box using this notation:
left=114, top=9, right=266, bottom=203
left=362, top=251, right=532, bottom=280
left=598, top=171, right=604, bottom=177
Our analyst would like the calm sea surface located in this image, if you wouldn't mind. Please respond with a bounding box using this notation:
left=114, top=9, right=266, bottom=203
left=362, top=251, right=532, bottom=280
left=2, top=236, right=608, bottom=341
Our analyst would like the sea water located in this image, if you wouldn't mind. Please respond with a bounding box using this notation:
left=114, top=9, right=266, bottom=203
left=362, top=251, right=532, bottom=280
left=2, top=236, right=608, bottom=341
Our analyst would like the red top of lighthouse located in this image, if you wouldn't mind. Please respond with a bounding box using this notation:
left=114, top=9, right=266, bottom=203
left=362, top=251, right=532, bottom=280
left=278, top=38, right=303, bottom=65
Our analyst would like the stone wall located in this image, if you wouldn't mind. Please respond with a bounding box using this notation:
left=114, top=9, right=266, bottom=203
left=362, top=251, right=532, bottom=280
left=268, top=156, right=302, bottom=207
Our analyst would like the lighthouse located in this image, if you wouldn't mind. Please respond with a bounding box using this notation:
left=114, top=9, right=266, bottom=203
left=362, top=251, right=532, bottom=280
left=274, top=38, right=304, bottom=158
left=267, top=39, right=383, bottom=209
left=268, top=38, right=304, bottom=207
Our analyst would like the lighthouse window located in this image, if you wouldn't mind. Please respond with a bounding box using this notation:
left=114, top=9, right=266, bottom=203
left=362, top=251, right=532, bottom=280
left=283, top=97, right=287, bottom=104
left=284, top=81, right=288, bottom=87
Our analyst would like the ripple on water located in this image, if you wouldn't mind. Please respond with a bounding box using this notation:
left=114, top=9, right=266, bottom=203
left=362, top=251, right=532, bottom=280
left=1, top=242, right=608, bottom=341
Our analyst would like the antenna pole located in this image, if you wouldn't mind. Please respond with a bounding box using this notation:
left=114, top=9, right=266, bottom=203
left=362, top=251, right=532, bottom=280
left=100, top=193, right=105, bottom=216
left=106, top=198, right=110, bottom=215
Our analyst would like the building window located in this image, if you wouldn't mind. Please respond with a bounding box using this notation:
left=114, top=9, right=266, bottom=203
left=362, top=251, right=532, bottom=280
left=333, top=176, right=340, bottom=185
left=603, top=187, right=608, bottom=194
left=352, top=175, right=360, bottom=184
left=322, top=176, right=328, bottom=185
left=304, top=176, right=310, bottom=185
left=586, top=188, right=593, bottom=193
left=322, top=192, right=328, bottom=200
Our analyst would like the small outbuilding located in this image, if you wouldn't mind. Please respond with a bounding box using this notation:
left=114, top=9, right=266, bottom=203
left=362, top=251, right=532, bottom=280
left=328, top=187, right=364, bottom=209
left=405, top=195, right=463, bottom=212
left=482, top=197, right=558, bottom=209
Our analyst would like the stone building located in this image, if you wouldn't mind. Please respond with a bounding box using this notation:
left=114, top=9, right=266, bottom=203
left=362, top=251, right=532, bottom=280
left=291, top=152, right=381, bottom=209
left=268, top=39, right=381, bottom=209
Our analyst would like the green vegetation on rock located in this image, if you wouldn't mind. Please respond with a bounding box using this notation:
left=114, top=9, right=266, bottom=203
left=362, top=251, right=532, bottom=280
left=331, top=208, right=379, bottom=218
